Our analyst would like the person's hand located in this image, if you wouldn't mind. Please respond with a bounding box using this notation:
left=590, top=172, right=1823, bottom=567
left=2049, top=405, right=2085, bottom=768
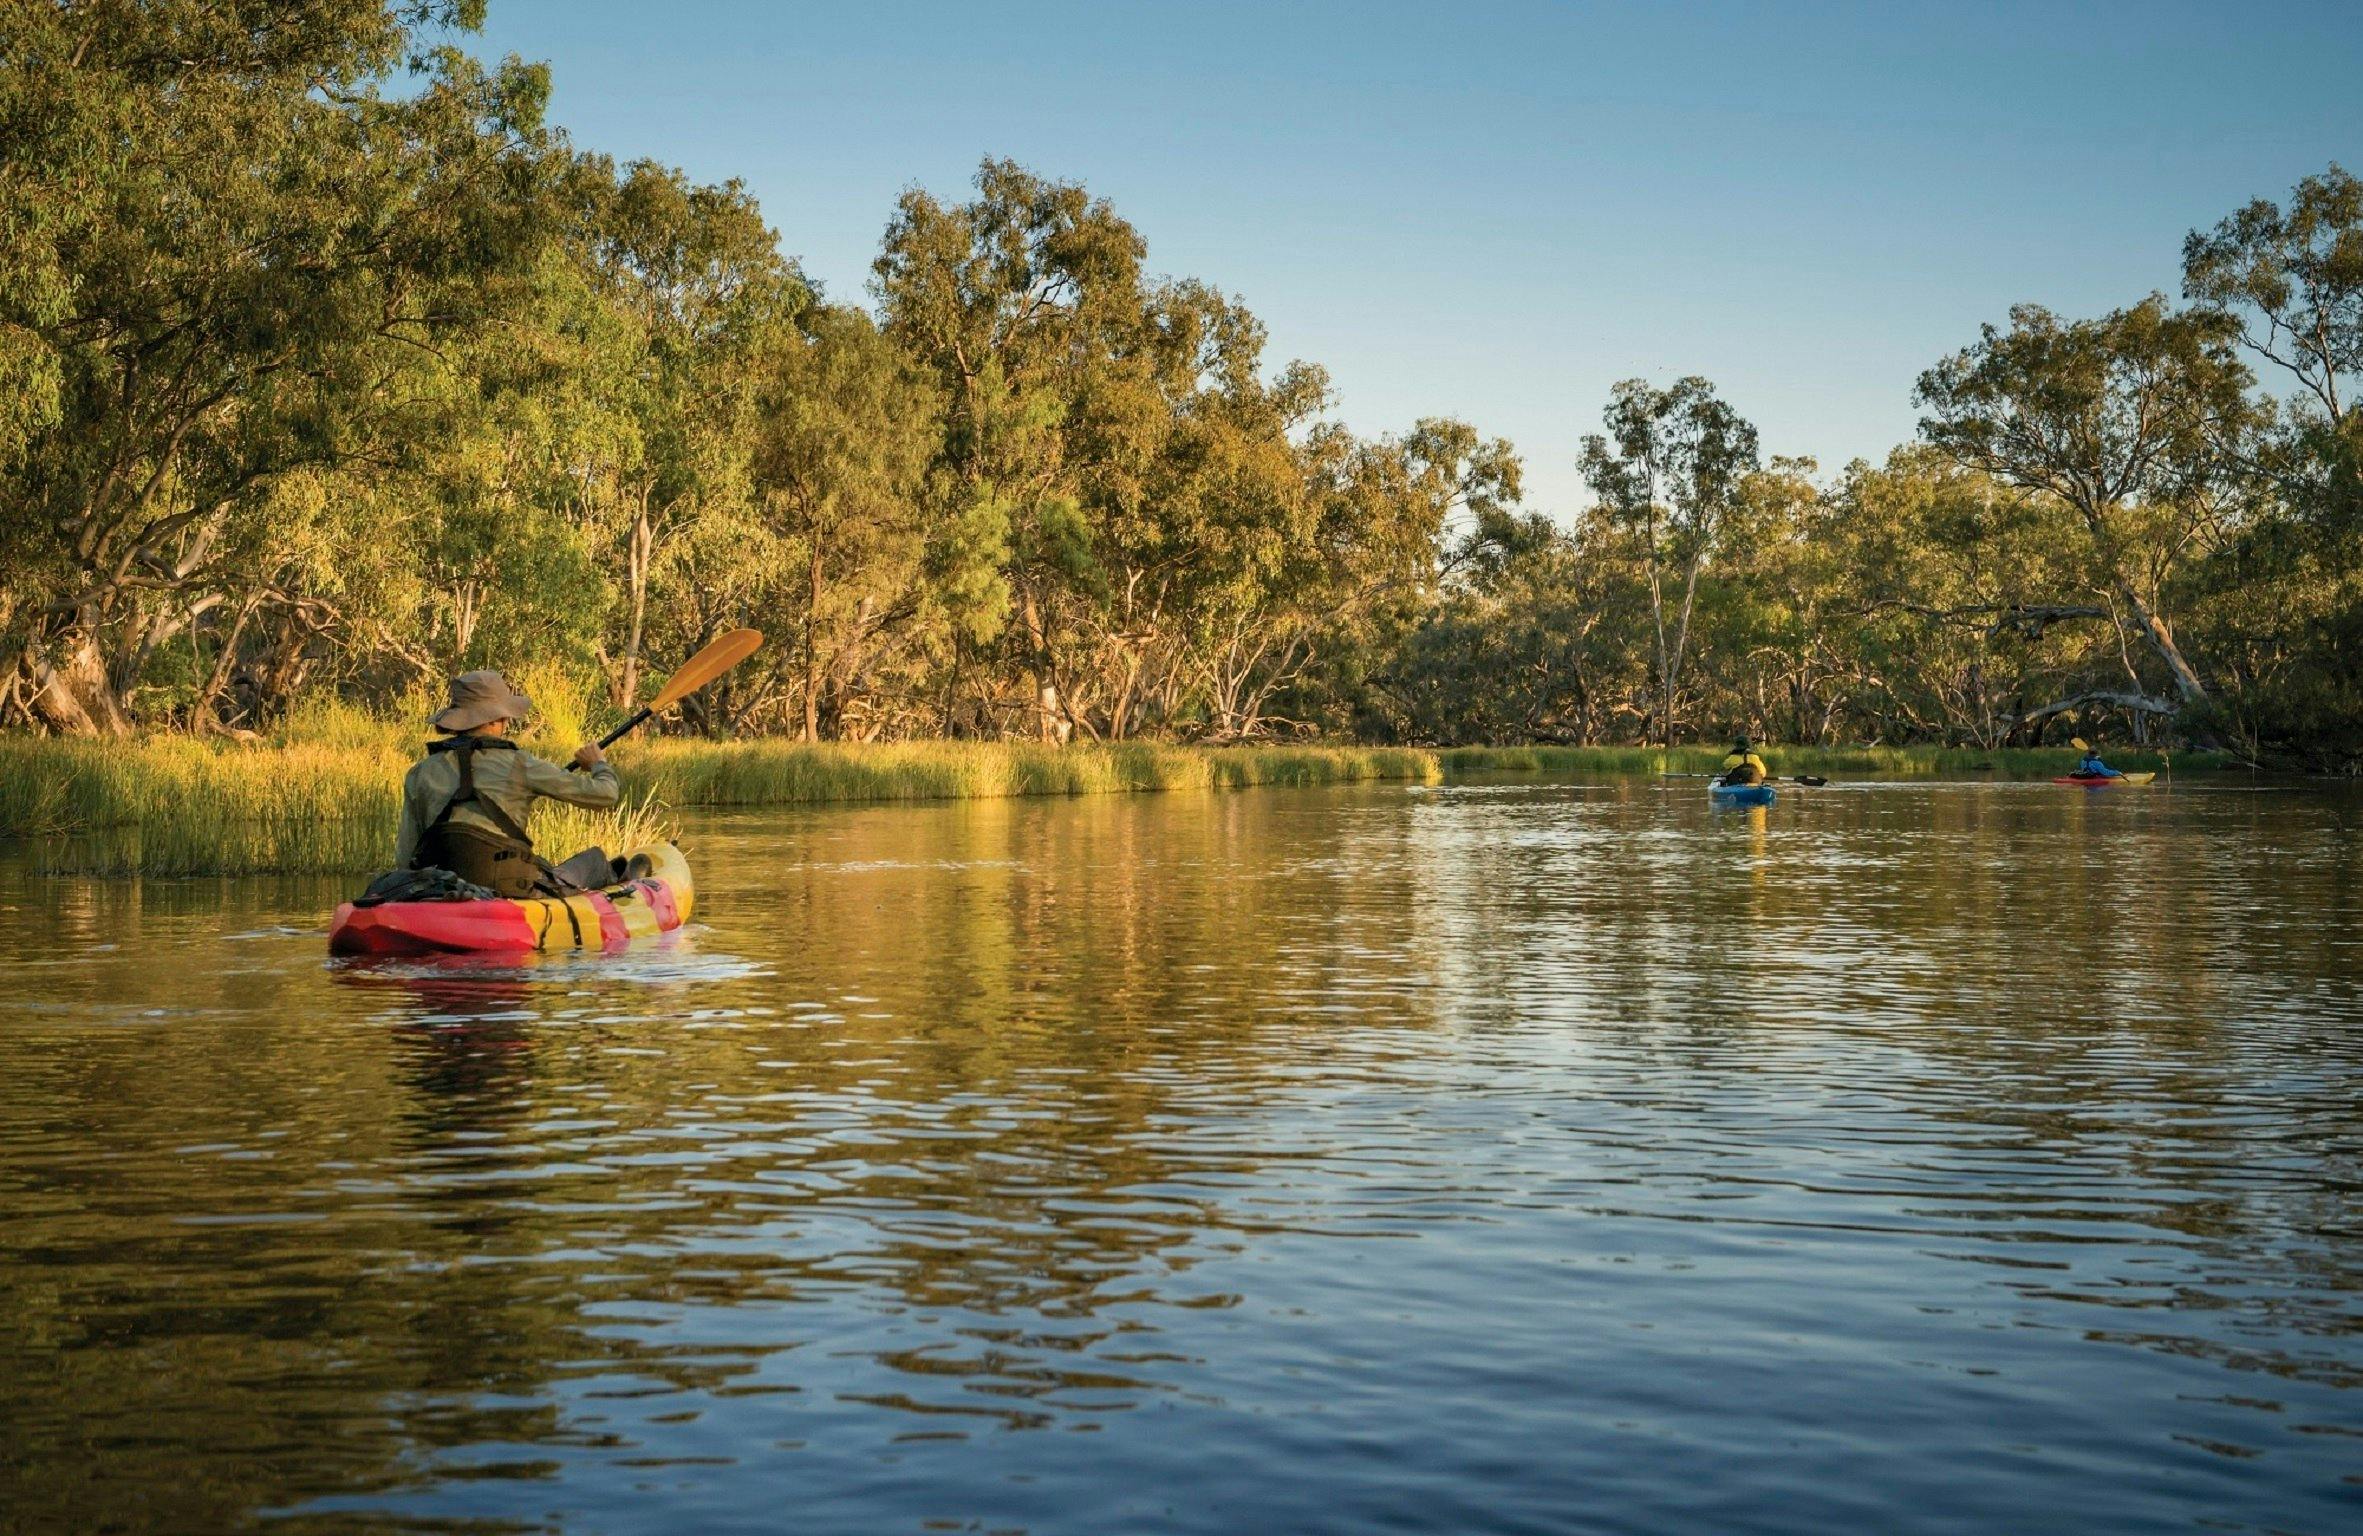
left=573, top=742, right=606, bottom=770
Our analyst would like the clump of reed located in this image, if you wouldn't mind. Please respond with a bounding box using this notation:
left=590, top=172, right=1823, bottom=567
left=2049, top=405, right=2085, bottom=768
left=0, top=731, right=673, bottom=877
left=618, top=738, right=1441, bottom=805
left=0, top=732, right=1437, bottom=876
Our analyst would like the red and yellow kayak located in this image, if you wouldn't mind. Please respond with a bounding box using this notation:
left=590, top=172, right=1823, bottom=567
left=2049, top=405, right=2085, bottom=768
left=2052, top=772, right=2156, bottom=788
left=329, top=843, right=693, bottom=957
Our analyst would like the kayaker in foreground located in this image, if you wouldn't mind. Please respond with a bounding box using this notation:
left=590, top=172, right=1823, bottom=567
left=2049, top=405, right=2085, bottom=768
left=396, top=670, right=621, bottom=897
left=1718, top=737, right=1768, bottom=787
left=2073, top=747, right=2123, bottom=780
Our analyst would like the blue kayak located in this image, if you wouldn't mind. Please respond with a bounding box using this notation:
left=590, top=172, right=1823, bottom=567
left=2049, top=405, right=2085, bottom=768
left=1709, top=781, right=1777, bottom=807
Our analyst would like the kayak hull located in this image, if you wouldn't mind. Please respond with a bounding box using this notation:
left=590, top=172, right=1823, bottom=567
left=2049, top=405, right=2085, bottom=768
left=1709, top=782, right=1777, bottom=807
left=328, top=842, right=693, bottom=957
left=2053, top=772, right=2156, bottom=788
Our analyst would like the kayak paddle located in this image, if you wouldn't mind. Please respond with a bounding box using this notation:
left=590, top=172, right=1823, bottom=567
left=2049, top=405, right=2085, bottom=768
left=598, top=628, right=764, bottom=748
left=1661, top=770, right=1830, bottom=786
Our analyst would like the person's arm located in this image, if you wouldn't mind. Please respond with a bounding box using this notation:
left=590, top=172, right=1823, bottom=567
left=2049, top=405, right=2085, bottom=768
left=521, top=747, right=621, bottom=810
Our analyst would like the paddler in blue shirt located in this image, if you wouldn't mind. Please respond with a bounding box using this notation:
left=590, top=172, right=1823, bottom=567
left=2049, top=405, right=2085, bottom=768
left=2074, top=747, right=2122, bottom=779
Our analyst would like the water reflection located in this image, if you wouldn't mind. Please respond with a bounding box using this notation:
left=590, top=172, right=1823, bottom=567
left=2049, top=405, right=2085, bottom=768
left=2, top=780, right=2361, bottom=1533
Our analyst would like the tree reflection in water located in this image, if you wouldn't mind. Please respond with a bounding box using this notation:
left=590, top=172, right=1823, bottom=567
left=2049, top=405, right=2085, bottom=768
left=3, top=782, right=2361, bottom=1534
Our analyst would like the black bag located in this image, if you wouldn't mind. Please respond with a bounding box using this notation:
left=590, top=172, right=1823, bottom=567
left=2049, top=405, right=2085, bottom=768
left=353, top=866, right=498, bottom=907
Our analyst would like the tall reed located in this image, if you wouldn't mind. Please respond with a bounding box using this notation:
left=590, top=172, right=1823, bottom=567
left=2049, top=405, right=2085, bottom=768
left=0, top=733, right=672, bottom=877
left=0, top=733, right=1440, bottom=875
left=619, top=739, right=1440, bottom=805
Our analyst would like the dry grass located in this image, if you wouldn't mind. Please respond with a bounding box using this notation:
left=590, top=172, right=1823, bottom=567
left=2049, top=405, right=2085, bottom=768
left=0, top=729, right=1438, bottom=875
left=621, top=738, right=1440, bottom=805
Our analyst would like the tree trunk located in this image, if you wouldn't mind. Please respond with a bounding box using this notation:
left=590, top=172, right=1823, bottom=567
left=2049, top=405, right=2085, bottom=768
left=2113, top=572, right=2208, bottom=702
left=191, top=597, right=259, bottom=732
left=1645, top=556, right=1672, bottom=748
left=1020, top=585, right=1069, bottom=744
left=21, top=632, right=133, bottom=736
left=802, top=542, right=824, bottom=742
left=620, top=497, right=653, bottom=709
left=1664, top=553, right=1706, bottom=748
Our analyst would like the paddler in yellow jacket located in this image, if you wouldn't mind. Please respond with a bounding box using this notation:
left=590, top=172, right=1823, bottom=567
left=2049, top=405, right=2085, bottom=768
left=1718, top=736, right=1768, bottom=787
left=395, top=670, right=621, bottom=897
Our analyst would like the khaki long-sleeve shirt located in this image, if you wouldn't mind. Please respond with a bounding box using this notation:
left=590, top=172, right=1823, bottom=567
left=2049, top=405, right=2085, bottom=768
left=396, top=740, right=620, bottom=868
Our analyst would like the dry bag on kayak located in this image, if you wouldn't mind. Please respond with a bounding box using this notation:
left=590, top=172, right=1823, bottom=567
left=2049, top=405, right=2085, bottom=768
left=353, top=866, right=498, bottom=907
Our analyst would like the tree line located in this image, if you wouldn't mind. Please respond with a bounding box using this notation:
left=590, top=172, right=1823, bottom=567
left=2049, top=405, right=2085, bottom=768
left=5, top=3, right=2358, bottom=766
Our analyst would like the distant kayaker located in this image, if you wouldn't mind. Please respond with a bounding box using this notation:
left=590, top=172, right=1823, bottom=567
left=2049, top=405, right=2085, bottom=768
left=1719, top=737, right=1768, bottom=787
left=2074, top=747, right=2123, bottom=780
left=396, top=670, right=620, bottom=897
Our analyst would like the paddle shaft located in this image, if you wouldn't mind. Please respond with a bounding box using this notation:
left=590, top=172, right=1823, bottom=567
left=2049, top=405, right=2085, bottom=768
left=1663, top=760, right=1824, bottom=779
left=597, top=707, right=654, bottom=751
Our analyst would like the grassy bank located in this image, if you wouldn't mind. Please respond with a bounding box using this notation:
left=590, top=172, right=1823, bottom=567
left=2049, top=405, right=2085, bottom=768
left=0, top=734, right=1440, bottom=876
left=1, top=732, right=2247, bottom=878
left=0, top=734, right=675, bottom=877
left=1440, top=744, right=2240, bottom=777
left=626, top=738, right=1439, bottom=805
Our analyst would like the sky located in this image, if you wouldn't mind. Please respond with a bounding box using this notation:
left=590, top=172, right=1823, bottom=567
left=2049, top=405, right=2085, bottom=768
left=471, top=0, right=2362, bottom=518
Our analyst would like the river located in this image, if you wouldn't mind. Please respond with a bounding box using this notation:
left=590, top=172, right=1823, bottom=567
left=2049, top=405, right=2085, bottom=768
left=4, top=776, right=2360, bottom=1534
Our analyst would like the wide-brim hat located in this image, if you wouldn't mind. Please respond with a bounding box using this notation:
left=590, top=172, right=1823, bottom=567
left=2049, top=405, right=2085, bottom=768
left=432, top=670, right=533, bottom=732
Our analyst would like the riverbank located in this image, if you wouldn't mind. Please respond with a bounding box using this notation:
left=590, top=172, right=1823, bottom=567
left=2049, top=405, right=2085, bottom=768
left=0, top=733, right=2237, bottom=875
left=1441, top=744, right=2235, bottom=777
left=0, top=735, right=1442, bottom=875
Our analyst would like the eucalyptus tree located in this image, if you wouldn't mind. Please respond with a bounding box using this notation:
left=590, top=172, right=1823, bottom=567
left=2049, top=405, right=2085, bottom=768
left=749, top=304, right=942, bottom=739
left=1577, top=377, right=1760, bottom=746
left=1267, top=419, right=1524, bottom=740
left=1821, top=451, right=2101, bottom=745
left=570, top=159, right=805, bottom=707
left=1915, top=298, right=2257, bottom=709
left=874, top=158, right=1153, bottom=740
left=2184, top=164, right=2361, bottom=431
left=0, top=0, right=562, bottom=732
left=2181, top=166, right=2363, bottom=765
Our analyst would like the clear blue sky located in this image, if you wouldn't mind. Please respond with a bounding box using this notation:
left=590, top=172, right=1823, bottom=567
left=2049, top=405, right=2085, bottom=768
left=473, top=0, right=2360, bottom=518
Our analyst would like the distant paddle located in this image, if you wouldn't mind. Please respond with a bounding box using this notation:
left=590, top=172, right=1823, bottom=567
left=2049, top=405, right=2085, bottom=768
left=598, top=629, right=763, bottom=748
left=1661, top=770, right=1830, bottom=786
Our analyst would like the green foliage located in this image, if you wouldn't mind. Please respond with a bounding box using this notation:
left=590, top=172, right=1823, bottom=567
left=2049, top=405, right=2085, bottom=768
left=0, top=7, right=2355, bottom=773
left=1577, top=377, right=1761, bottom=745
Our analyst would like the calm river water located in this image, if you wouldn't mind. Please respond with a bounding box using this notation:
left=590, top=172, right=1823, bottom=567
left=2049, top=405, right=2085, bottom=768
left=4, top=777, right=2362, bottom=1534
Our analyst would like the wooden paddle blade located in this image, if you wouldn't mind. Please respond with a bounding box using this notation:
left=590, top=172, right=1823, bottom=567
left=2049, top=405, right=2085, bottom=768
left=644, top=629, right=763, bottom=714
